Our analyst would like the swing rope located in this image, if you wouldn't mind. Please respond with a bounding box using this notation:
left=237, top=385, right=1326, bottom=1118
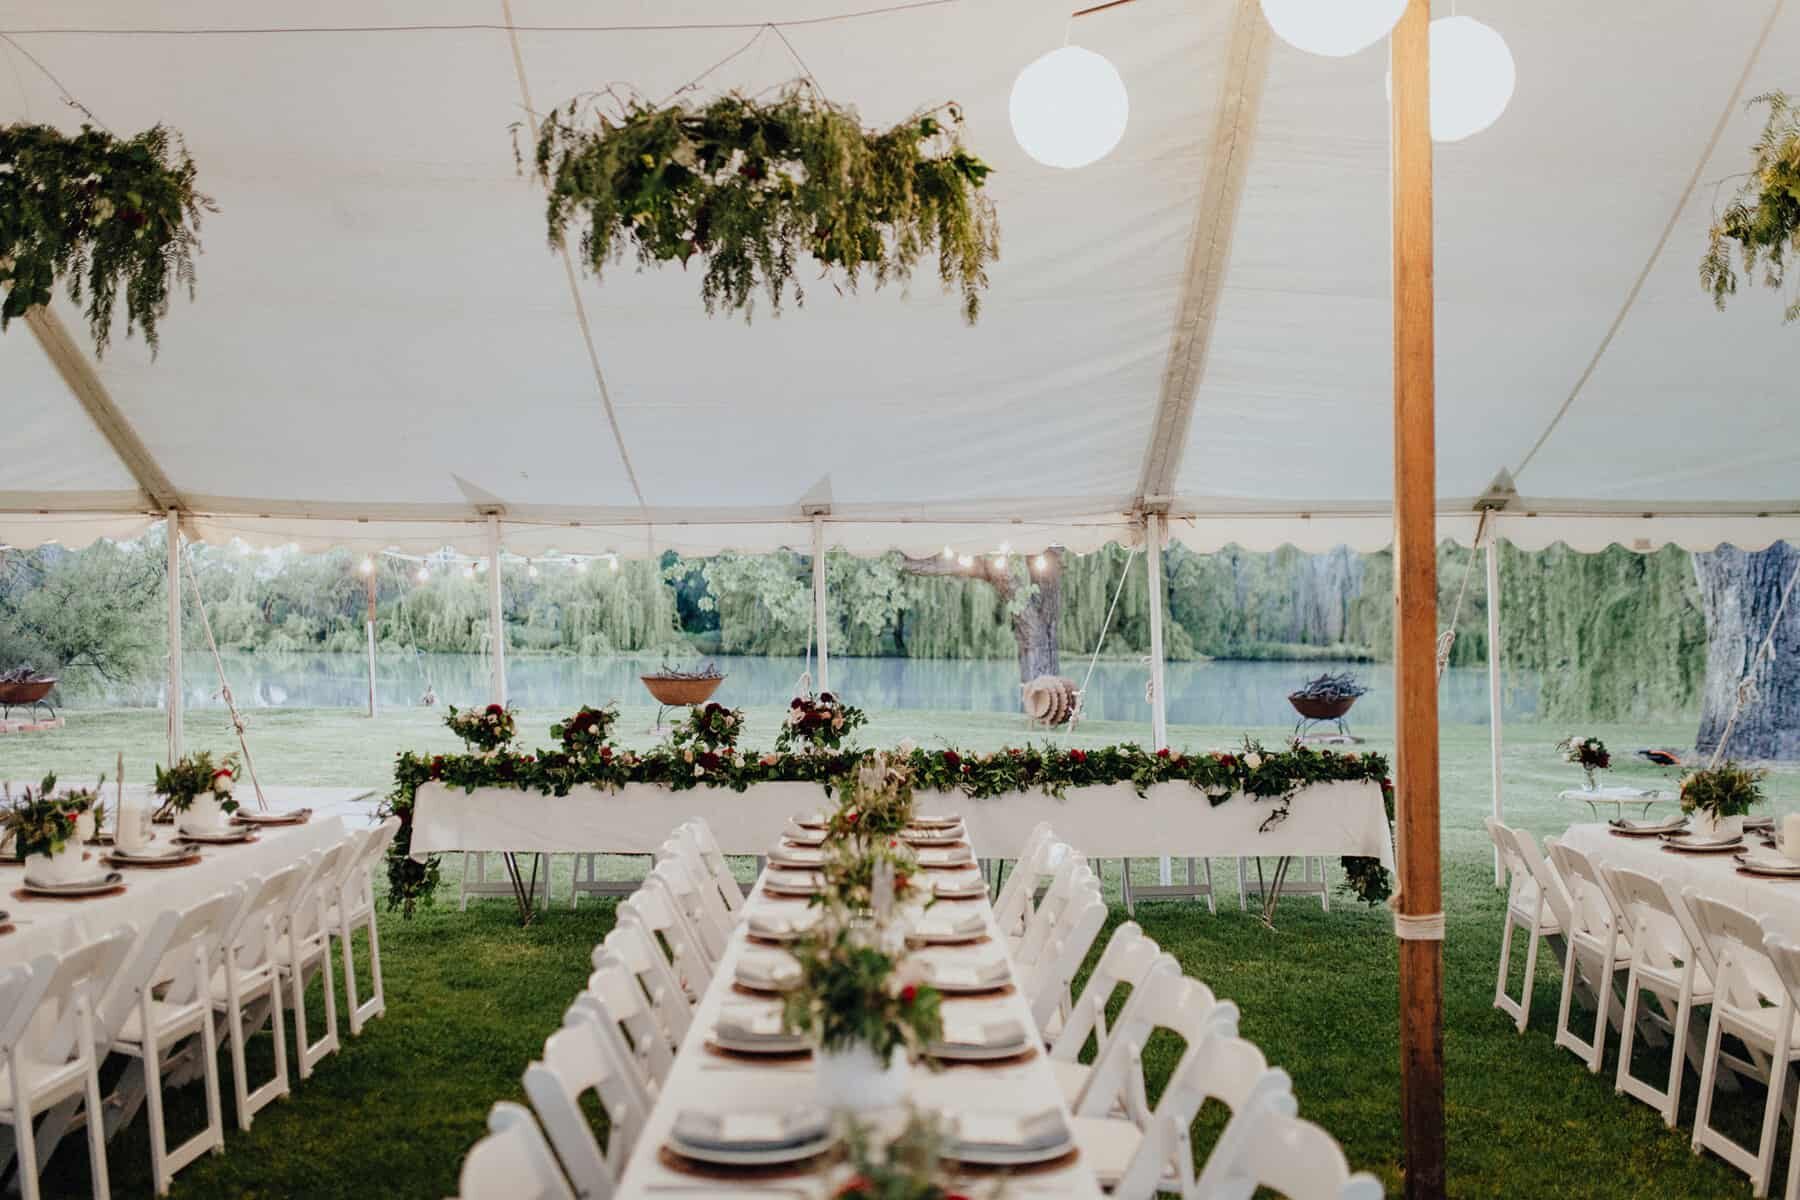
left=1063, top=547, right=1140, bottom=736
left=1708, top=550, right=1800, bottom=768
left=1436, top=509, right=1492, bottom=680
left=181, top=546, right=269, bottom=811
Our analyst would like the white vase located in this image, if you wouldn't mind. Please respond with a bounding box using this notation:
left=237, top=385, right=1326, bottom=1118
left=25, top=841, right=91, bottom=886
left=75, top=809, right=96, bottom=843
left=814, top=1042, right=910, bottom=1112
left=178, top=791, right=231, bottom=836
left=1694, top=812, right=1744, bottom=840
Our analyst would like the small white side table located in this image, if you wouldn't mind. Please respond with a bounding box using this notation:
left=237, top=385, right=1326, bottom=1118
left=1560, top=786, right=1673, bottom=820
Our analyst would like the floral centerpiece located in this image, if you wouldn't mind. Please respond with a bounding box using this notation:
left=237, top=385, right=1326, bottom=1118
left=669, top=701, right=743, bottom=752
left=776, top=692, right=868, bottom=754
left=831, top=754, right=916, bottom=842
left=3, top=776, right=89, bottom=884
left=834, top=1108, right=972, bottom=1200
left=446, top=704, right=517, bottom=754
left=817, top=838, right=926, bottom=914
left=154, top=750, right=240, bottom=834
left=1680, top=760, right=1767, bottom=839
left=1556, top=735, right=1611, bottom=791
left=549, top=703, right=618, bottom=757
left=56, top=778, right=106, bottom=843
left=782, top=923, right=942, bottom=1111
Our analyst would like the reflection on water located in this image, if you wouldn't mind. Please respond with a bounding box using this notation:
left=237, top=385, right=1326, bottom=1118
left=88, top=652, right=1539, bottom=727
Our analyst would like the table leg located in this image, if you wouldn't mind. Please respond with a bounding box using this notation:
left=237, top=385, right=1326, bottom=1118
left=502, top=852, right=538, bottom=926
left=1258, top=856, right=1294, bottom=929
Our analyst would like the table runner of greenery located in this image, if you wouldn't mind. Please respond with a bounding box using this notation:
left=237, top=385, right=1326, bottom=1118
left=384, top=739, right=1393, bottom=914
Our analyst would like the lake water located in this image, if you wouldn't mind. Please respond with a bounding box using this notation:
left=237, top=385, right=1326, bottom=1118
left=85, top=652, right=1540, bottom=728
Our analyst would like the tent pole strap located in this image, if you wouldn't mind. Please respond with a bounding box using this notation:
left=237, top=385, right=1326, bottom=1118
left=488, top=516, right=506, bottom=706
left=812, top=516, right=829, bottom=696
left=166, top=512, right=183, bottom=765
left=1486, top=537, right=1504, bottom=888
left=1392, top=3, right=1446, bottom=1196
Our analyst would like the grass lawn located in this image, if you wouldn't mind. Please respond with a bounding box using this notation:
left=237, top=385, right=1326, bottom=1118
left=7, top=703, right=1798, bottom=1198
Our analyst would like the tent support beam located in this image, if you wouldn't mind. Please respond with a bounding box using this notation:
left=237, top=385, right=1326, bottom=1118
left=1132, top=0, right=1270, bottom=511
left=1391, top=4, right=1446, bottom=1196
left=27, top=307, right=182, bottom=513
left=1487, top=537, right=1504, bottom=887
left=166, top=512, right=183, bottom=765
left=812, top=515, right=830, bottom=695
left=487, top=515, right=506, bottom=706
left=1146, top=513, right=1171, bottom=887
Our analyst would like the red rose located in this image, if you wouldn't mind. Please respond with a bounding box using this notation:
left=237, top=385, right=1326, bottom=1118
left=899, top=984, right=917, bottom=1004
left=845, top=811, right=859, bottom=824
left=600, top=746, right=613, bottom=760
left=942, top=750, right=960, bottom=768
left=1070, top=749, right=1087, bottom=763
left=895, top=873, right=909, bottom=890
left=819, top=691, right=836, bottom=704
left=485, top=703, right=503, bottom=716
left=1221, top=754, right=1237, bottom=767
left=835, top=1177, right=871, bottom=1200
left=1156, top=748, right=1171, bottom=759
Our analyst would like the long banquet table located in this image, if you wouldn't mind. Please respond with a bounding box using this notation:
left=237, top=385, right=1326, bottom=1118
left=1559, top=821, right=1800, bottom=930
left=411, top=779, right=1395, bottom=866
left=611, top=848, right=1105, bottom=1198
left=0, top=814, right=351, bottom=967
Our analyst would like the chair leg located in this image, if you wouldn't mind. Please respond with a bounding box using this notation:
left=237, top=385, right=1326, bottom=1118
left=339, top=920, right=363, bottom=1036
left=1495, top=911, right=1518, bottom=1012
left=1616, top=970, right=1642, bottom=1098
left=144, top=1036, right=170, bottom=1195
left=1589, top=961, right=1614, bottom=1073
left=227, top=990, right=252, bottom=1132
left=1202, top=858, right=1216, bottom=916
left=1754, top=1046, right=1788, bottom=1197
left=1554, top=938, right=1582, bottom=1061
left=83, top=1056, right=110, bottom=1200
left=1693, top=1009, right=1726, bottom=1151
left=1667, top=982, right=1697, bottom=1129
left=364, top=905, right=386, bottom=1025
left=1519, top=923, right=1542, bottom=1033
left=289, top=953, right=313, bottom=1080
left=201, top=1008, right=224, bottom=1158
left=1318, top=857, right=1330, bottom=912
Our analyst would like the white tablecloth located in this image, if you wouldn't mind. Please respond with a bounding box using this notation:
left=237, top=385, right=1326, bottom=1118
left=1559, top=822, right=1800, bottom=935
left=0, top=816, right=351, bottom=967
left=410, top=780, right=1394, bottom=867
left=612, top=850, right=1104, bottom=1197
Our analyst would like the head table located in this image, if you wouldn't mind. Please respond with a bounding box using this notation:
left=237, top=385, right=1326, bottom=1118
left=0, top=814, right=351, bottom=968
left=613, top=845, right=1104, bottom=1198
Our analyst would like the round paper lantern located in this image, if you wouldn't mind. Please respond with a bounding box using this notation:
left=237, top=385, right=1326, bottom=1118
left=1260, top=0, right=1405, bottom=57
left=1009, top=45, right=1130, bottom=169
left=1426, top=16, right=1515, bottom=142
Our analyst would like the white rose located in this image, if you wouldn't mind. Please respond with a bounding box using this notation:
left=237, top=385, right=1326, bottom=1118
left=693, top=765, right=704, bottom=777
left=1245, top=752, right=1263, bottom=769
left=896, top=738, right=917, bottom=756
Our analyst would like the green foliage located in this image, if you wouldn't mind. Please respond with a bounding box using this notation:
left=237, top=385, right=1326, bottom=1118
left=775, top=692, right=868, bottom=753
left=836, top=1109, right=965, bottom=1200
left=1702, top=93, right=1800, bottom=320
left=2, top=773, right=81, bottom=857
left=1679, top=759, right=1767, bottom=819
left=0, top=122, right=212, bottom=354
left=0, top=540, right=165, bottom=686
left=152, top=749, right=240, bottom=813
left=535, top=86, right=999, bottom=323
left=444, top=703, right=517, bottom=752
left=781, top=924, right=943, bottom=1058
left=549, top=703, right=618, bottom=756
left=668, top=701, right=744, bottom=752
left=815, top=837, right=927, bottom=913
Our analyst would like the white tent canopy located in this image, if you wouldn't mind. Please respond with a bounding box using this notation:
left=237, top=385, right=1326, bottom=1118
left=2, top=0, right=1796, bottom=558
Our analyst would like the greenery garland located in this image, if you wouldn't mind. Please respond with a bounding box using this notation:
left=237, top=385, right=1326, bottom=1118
left=1702, top=92, right=1800, bottom=321
left=533, top=86, right=999, bottom=323
left=0, top=122, right=212, bottom=355
left=383, top=738, right=1392, bottom=916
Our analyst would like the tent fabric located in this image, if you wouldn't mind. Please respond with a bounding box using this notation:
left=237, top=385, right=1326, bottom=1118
left=0, top=0, right=1794, bottom=558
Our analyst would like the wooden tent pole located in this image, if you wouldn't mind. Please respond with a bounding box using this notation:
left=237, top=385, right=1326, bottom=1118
left=1391, top=2, right=1446, bottom=1196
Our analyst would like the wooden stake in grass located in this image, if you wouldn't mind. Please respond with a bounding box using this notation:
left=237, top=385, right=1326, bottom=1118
left=1390, top=2, right=1446, bottom=1196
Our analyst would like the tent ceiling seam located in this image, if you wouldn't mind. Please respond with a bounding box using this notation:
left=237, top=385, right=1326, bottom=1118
left=1132, top=0, right=1270, bottom=513
left=499, top=0, right=653, bottom=543
left=1510, top=0, right=1787, bottom=483
left=25, top=306, right=181, bottom=512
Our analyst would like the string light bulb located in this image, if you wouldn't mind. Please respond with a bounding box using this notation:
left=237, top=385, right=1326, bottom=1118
left=1034, top=553, right=1048, bottom=572
left=1010, top=46, right=1130, bottom=168
left=359, top=557, right=374, bottom=576
left=416, top=566, right=429, bottom=583
left=958, top=554, right=974, bottom=568
left=462, top=565, right=475, bottom=580
left=575, top=559, right=588, bottom=574
left=995, top=554, right=1008, bottom=570
left=608, top=555, right=619, bottom=572
left=527, top=561, right=539, bottom=579
left=942, top=545, right=955, bottom=560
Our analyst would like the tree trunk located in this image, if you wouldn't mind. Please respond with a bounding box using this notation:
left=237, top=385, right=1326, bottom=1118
left=1012, top=550, right=1062, bottom=681
left=1694, top=542, right=1800, bottom=760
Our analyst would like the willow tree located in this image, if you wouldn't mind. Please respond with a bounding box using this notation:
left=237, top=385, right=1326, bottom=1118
left=1694, top=542, right=1800, bottom=760
left=900, top=550, right=1063, bottom=681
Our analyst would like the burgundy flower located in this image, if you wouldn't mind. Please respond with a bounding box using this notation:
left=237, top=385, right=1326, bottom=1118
left=818, top=691, right=836, bottom=705
left=790, top=697, right=805, bottom=709
left=485, top=703, right=504, bottom=716
left=899, top=984, right=917, bottom=1004
left=1156, top=748, right=1171, bottom=760
left=698, top=751, right=722, bottom=771
left=942, top=750, right=961, bottom=768
left=1070, top=749, right=1087, bottom=763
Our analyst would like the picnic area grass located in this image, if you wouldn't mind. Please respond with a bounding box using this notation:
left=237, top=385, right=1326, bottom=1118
left=7, top=704, right=1798, bottom=1198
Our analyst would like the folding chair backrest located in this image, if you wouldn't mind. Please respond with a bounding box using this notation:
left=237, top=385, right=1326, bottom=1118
left=1204, top=1109, right=1385, bottom=1200
left=458, top=1101, right=576, bottom=1200
left=1075, top=958, right=1240, bottom=1120
left=1017, top=849, right=1090, bottom=965
left=992, top=822, right=1056, bottom=933
left=582, top=955, right=676, bottom=1088
left=227, top=862, right=310, bottom=973
left=1500, top=823, right=1572, bottom=932
left=1120, top=1035, right=1298, bottom=1200
left=627, top=876, right=714, bottom=994
left=103, top=888, right=245, bottom=1035
left=1682, top=889, right=1783, bottom=1015
left=1545, top=838, right=1625, bottom=947
left=1051, top=921, right=1160, bottom=1063
left=1759, top=931, right=1800, bottom=1014
left=680, top=820, right=745, bottom=915
left=650, top=858, right=727, bottom=965
left=342, top=817, right=402, bottom=904
left=1025, top=883, right=1106, bottom=1030
left=660, top=836, right=734, bottom=951
left=19, top=926, right=138, bottom=1065
left=600, top=922, right=692, bottom=1044
left=525, top=1016, right=648, bottom=1195
left=1486, top=817, right=1543, bottom=914
left=1600, top=864, right=1699, bottom=976
left=292, top=839, right=356, bottom=942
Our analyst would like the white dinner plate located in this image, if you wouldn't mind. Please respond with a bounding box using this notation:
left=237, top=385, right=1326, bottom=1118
left=1662, top=835, right=1743, bottom=854
left=930, top=1032, right=1031, bottom=1061
left=666, top=1130, right=839, bottom=1167
left=178, top=828, right=258, bottom=845
left=21, top=871, right=124, bottom=896
left=233, top=809, right=311, bottom=826
left=909, top=814, right=961, bottom=829
left=901, top=831, right=966, bottom=847
left=1735, top=853, right=1800, bottom=877
left=934, top=878, right=988, bottom=900
left=109, top=844, right=195, bottom=864
left=706, top=1029, right=812, bottom=1055
left=762, top=871, right=824, bottom=896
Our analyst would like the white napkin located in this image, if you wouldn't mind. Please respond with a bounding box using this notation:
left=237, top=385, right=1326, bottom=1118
left=769, top=845, right=825, bottom=866
left=736, top=952, right=803, bottom=989
left=672, top=1107, right=829, bottom=1151
left=927, top=958, right=1010, bottom=989
left=952, top=1109, right=1068, bottom=1152
left=714, top=1004, right=790, bottom=1041
left=914, top=910, right=986, bottom=938
left=936, top=1017, right=1026, bottom=1050
left=917, top=847, right=974, bottom=866
left=749, top=910, right=820, bottom=939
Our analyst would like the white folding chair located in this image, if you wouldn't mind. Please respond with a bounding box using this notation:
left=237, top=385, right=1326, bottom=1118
left=108, top=891, right=244, bottom=1194
left=1486, top=818, right=1569, bottom=1032
left=214, top=863, right=305, bottom=1129
left=596, top=922, right=692, bottom=1047
left=623, top=877, right=713, bottom=999
left=576, top=957, right=676, bottom=1094
left=1757, top=932, right=1800, bottom=1200
left=992, top=822, right=1057, bottom=939
left=1069, top=961, right=1244, bottom=1193
left=1122, top=1035, right=1298, bottom=1200
left=1602, top=863, right=1716, bottom=1127
left=331, top=816, right=399, bottom=1035
left=1685, top=890, right=1798, bottom=1197
left=1185, top=1108, right=1385, bottom=1200
left=1014, top=847, right=1089, bottom=969
left=281, top=842, right=352, bottom=1078
left=649, top=858, right=728, bottom=971
left=681, top=819, right=747, bottom=917
left=658, top=837, right=734, bottom=955
left=524, top=1014, right=649, bottom=1197
left=1047, top=922, right=1164, bottom=1117
left=1023, top=882, right=1107, bottom=1034
left=0, top=928, right=137, bottom=1200
left=1545, top=836, right=1632, bottom=1072
left=458, top=1101, right=576, bottom=1200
